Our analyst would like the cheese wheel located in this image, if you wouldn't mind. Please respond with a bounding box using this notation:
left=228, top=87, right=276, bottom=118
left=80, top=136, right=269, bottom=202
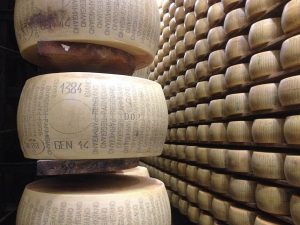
left=162, top=1, right=171, bottom=12
left=175, top=6, right=186, bottom=24
left=249, top=51, right=281, bottom=80
left=249, top=83, right=280, bottom=112
left=185, top=145, right=197, bottom=161
left=178, top=162, right=187, bottom=178
left=195, top=61, right=211, bottom=80
left=211, top=172, right=230, bottom=194
left=198, top=190, right=213, bottom=211
left=208, top=3, right=225, bottom=28
left=225, top=64, right=250, bottom=88
left=169, top=128, right=177, bottom=141
left=18, top=73, right=167, bottom=160
left=185, top=87, right=197, bottom=104
left=225, top=35, right=250, bottom=62
left=157, top=75, right=166, bottom=86
left=179, top=198, right=189, bottom=215
left=185, top=107, right=196, bottom=123
left=177, top=128, right=187, bottom=141
left=207, top=26, right=226, bottom=50
left=163, top=56, right=171, bottom=70
left=195, top=39, right=209, bottom=60
left=178, top=180, right=188, bottom=196
left=197, top=168, right=211, bottom=187
left=291, top=194, right=300, bottom=225
left=194, top=18, right=209, bottom=39
left=162, top=144, right=170, bottom=156
left=195, top=0, right=209, bottom=18
left=284, top=115, right=300, bottom=145
left=187, top=185, right=199, bottom=203
left=164, top=85, right=172, bottom=99
left=199, top=212, right=214, bottom=225
left=227, top=121, right=252, bottom=143
left=170, top=144, right=178, bottom=158
left=117, top=166, right=150, bottom=177
left=249, top=18, right=283, bottom=50
left=170, top=176, right=178, bottom=191
left=251, top=151, right=285, bottom=179
left=176, top=75, right=187, bottom=91
left=226, top=149, right=252, bottom=173
left=162, top=26, right=171, bottom=41
left=208, top=148, right=227, bottom=168
left=176, top=110, right=185, bottom=124
left=187, top=205, right=200, bottom=223
left=224, top=8, right=247, bottom=35
left=185, top=12, right=197, bottom=31
left=284, top=155, right=300, bottom=187
left=157, top=62, right=165, bottom=75
left=184, top=31, right=197, bottom=50
left=177, top=58, right=187, bottom=74
left=209, top=99, right=226, bottom=119
left=208, top=74, right=226, bottom=95
left=169, top=3, right=177, bottom=17
left=177, top=145, right=187, bottom=159
left=16, top=175, right=171, bottom=225
left=208, top=50, right=228, bottom=73
left=197, top=125, right=210, bottom=142
left=184, top=49, right=197, bottom=68
left=196, top=81, right=210, bottom=100
left=195, top=104, right=210, bottom=121
left=185, top=0, right=196, bottom=12
left=163, top=42, right=171, bottom=57
left=245, top=0, right=282, bottom=20
left=195, top=148, right=209, bottom=165
left=169, top=34, right=177, bottom=49
left=282, top=0, right=300, bottom=34
left=170, top=80, right=178, bottom=95
left=278, top=76, right=300, bottom=107
left=228, top=206, right=257, bottom=225
left=157, top=49, right=164, bottom=62
left=186, top=165, right=198, bottom=182
left=185, top=69, right=197, bottom=87
left=176, top=24, right=187, bottom=40
left=171, top=193, right=180, bottom=209
left=163, top=13, right=172, bottom=28
left=228, top=177, right=256, bottom=203
left=207, top=0, right=219, bottom=6
left=211, top=197, right=230, bottom=222
left=225, top=93, right=249, bottom=116
left=252, top=119, right=284, bottom=144
left=164, top=159, right=172, bottom=171
left=163, top=172, right=171, bottom=187
left=209, top=123, right=227, bottom=142
left=255, top=184, right=292, bottom=215
left=186, top=126, right=198, bottom=142
left=176, top=0, right=185, bottom=7
left=170, top=161, right=179, bottom=174
left=176, top=92, right=186, bottom=108
left=169, top=65, right=177, bottom=81
left=254, top=215, right=286, bottom=225
left=175, top=40, right=186, bottom=58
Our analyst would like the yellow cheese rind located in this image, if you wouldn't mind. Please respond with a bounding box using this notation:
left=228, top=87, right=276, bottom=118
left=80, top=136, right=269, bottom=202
left=211, top=172, right=230, bottom=194
left=195, top=0, right=209, bottom=18
left=208, top=50, right=228, bottom=73
left=209, top=74, right=226, bottom=95
left=227, top=121, right=252, bottom=143
left=186, top=185, right=199, bottom=203
left=225, top=93, right=249, bottom=116
left=197, top=167, right=211, bottom=187
left=245, top=0, right=282, bottom=20
left=285, top=155, right=300, bottom=187
left=278, top=76, right=300, bottom=107
left=252, top=119, right=284, bottom=144
left=195, top=104, right=210, bottom=121
left=194, top=18, right=209, bottom=39
left=208, top=148, right=227, bottom=168
left=207, top=26, right=226, bottom=50
left=208, top=3, right=225, bottom=28
left=198, top=190, right=213, bottom=211
left=195, top=148, right=209, bottom=165
left=199, top=212, right=214, bottom=225
left=225, top=35, right=250, bottom=62
left=211, top=197, right=230, bottom=222
left=280, top=35, right=300, bottom=70
left=224, top=8, right=248, bottom=35
left=197, top=125, right=210, bottom=142
left=187, top=205, right=200, bottom=223
left=195, top=39, right=209, bottom=60
left=226, top=149, right=252, bottom=173
left=196, top=61, right=211, bottom=80
left=290, top=195, right=300, bottom=225
left=225, top=64, right=250, bottom=88
left=209, top=123, right=227, bottom=142
left=209, top=99, right=226, bottom=119
left=228, top=206, right=257, bottom=225
left=228, top=177, right=256, bottom=203
left=282, top=0, right=300, bottom=34
left=179, top=198, right=189, bottom=215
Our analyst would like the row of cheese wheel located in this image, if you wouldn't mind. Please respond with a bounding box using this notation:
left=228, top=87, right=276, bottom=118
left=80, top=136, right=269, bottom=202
left=142, top=161, right=300, bottom=225
left=166, top=116, right=300, bottom=145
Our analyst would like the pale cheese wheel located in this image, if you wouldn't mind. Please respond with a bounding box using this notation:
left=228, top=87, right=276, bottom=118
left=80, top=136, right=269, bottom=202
left=208, top=148, right=227, bottom=168
left=176, top=92, right=186, bottom=108
left=209, top=123, right=227, bottom=142
left=251, top=151, right=285, bottom=179
left=284, top=115, right=300, bottom=145
left=209, top=99, right=226, bottom=119
left=186, top=165, right=198, bottom=182
left=159, top=35, right=164, bottom=48
left=249, top=51, right=281, bottom=80
left=291, top=194, right=300, bottom=225
left=178, top=180, right=188, bottom=196
left=18, top=73, right=167, bottom=160
left=171, top=160, right=179, bottom=174
left=208, top=3, right=225, bottom=28
left=176, top=110, right=186, bottom=124
left=16, top=175, right=171, bottom=225
left=195, top=103, right=210, bottom=121
left=228, top=177, right=256, bottom=203
left=185, top=69, right=197, bottom=87
left=178, top=162, right=188, bottom=178
left=252, top=119, right=284, bottom=144
left=179, top=198, right=189, bottom=215
left=171, top=193, right=180, bottom=208
left=157, top=62, right=165, bottom=75
left=198, top=190, right=213, bottom=211
left=207, top=26, right=226, bottom=50
left=169, top=65, right=177, bottom=80
left=195, top=0, right=209, bottom=19
left=196, top=81, right=210, bottom=100
left=162, top=26, right=171, bottom=41
left=187, top=185, right=199, bottom=203
left=195, top=61, right=211, bottom=80
left=282, top=0, right=300, bottom=34
left=245, top=0, right=282, bottom=21
left=175, top=24, right=187, bottom=40
left=185, top=0, right=196, bottom=11
left=197, top=125, right=210, bottom=142
left=249, top=18, right=283, bottom=50
left=185, top=107, right=196, bottom=123
left=176, top=0, right=185, bottom=7
left=194, top=18, right=209, bottom=39
left=195, top=39, right=209, bottom=60
left=249, top=83, right=280, bottom=112
left=163, top=56, right=171, bottom=70
left=163, top=172, right=172, bottom=187
left=284, top=155, right=300, bottom=187
left=197, top=168, right=211, bottom=188
left=177, top=127, right=187, bottom=141
left=170, top=144, right=178, bottom=158
left=175, top=6, right=186, bottom=24
left=185, top=145, right=198, bottom=161
left=162, top=1, right=171, bottom=12
left=169, top=3, right=177, bottom=17
left=228, top=206, right=257, bottom=225
left=225, top=35, right=250, bottom=62
left=188, top=205, right=200, bottom=223
left=169, top=34, right=177, bottom=49
left=255, top=184, right=292, bottom=215
left=163, top=42, right=171, bottom=57
left=254, top=215, right=286, bottom=225
left=185, top=12, right=197, bottom=31
left=195, top=148, right=209, bottom=165
left=225, top=64, right=250, bottom=88
left=164, top=85, right=172, bottom=99
left=162, top=144, right=170, bottom=156
left=184, top=31, right=197, bottom=50
left=170, top=128, right=177, bottom=141
left=224, top=8, right=248, bottom=35
left=226, top=149, right=252, bottom=173
left=227, top=121, right=252, bottom=143
left=164, top=159, right=172, bottom=172
left=158, top=49, right=165, bottom=62
left=208, top=50, right=228, bottom=73
left=199, top=212, right=214, bottom=225
left=170, top=176, right=179, bottom=191
left=157, top=75, right=166, bottom=86
left=184, top=49, right=197, bottom=68
left=177, top=57, right=186, bottom=74
left=211, top=197, right=230, bottom=222
left=175, top=40, right=186, bottom=58
left=225, top=93, right=249, bottom=116
left=186, top=126, right=198, bottom=142
left=176, top=75, right=187, bottom=91
left=177, top=145, right=187, bottom=159
left=163, top=13, right=172, bottom=27
left=211, top=172, right=230, bottom=194
left=170, top=80, right=178, bottom=95
left=278, top=76, right=300, bottom=107
left=185, top=87, right=197, bottom=104
left=208, top=74, right=226, bottom=95
left=117, top=166, right=150, bottom=177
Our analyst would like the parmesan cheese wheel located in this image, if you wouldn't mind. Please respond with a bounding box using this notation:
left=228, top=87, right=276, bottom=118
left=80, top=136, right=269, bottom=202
left=255, top=184, right=292, bottom=215
left=185, top=145, right=198, bottom=161
left=176, top=110, right=186, bottom=124
left=171, top=193, right=180, bottom=208
left=169, top=65, right=177, bottom=80
left=18, top=73, right=167, bottom=160
left=179, top=198, right=189, bottom=215
left=178, top=180, right=188, bottom=196
left=196, top=81, right=210, bottom=100
left=208, top=3, right=225, bottom=28
left=16, top=175, right=171, bottom=225
left=249, top=51, right=281, bottom=80
left=187, top=185, right=199, bottom=203
left=176, top=92, right=186, bottom=108
left=170, top=80, right=178, bottom=95
left=227, top=121, right=252, bottom=143
left=184, top=31, right=197, bottom=50
left=169, top=34, right=177, bottom=49
left=170, top=128, right=177, bottom=141
left=176, top=75, right=187, bottom=91
left=207, top=26, right=226, bottom=50
left=186, top=165, right=198, bottom=182
left=170, top=144, right=178, bottom=158
left=197, top=168, right=211, bottom=187
left=175, top=40, right=186, bottom=58
left=170, top=176, right=178, bottom=191
left=157, top=75, right=166, bottom=86
left=228, top=206, right=257, bottom=225
left=209, top=123, right=227, bottom=142
left=164, top=85, right=172, bottom=99
left=176, top=0, right=185, bottom=7
left=177, top=145, right=187, bottom=160
left=163, top=13, right=172, bottom=28
left=169, top=3, right=177, bottom=17
left=185, top=12, right=197, bottom=31
left=177, top=57, right=186, bottom=74
left=224, top=8, right=247, bottom=35
left=228, top=177, right=256, bottom=203
left=209, top=99, right=226, bottom=119
left=162, top=26, right=171, bottom=41
left=186, top=126, right=198, bottom=142
left=225, top=35, right=250, bottom=62
left=194, top=18, right=209, bottom=39
left=254, top=215, right=285, bottom=225
left=208, top=50, right=228, bottom=73
left=163, top=172, right=171, bottom=187
left=184, top=49, right=197, bottom=68
left=195, top=148, right=209, bottom=165
left=170, top=161, right=179, bottom=174
left=185, top=107, right=196, bottom=123
left=195, top=0, right=209, bottom=18
left=185, top=0, right=196, bottom=12
left=195, top=39, right=209, bottom=60
left=211, top=172, right=230, bottom=194
left=225, top=64, right=250, bottom=88
left=163, top=56, right=171, bottom=70
left=245, top=0, right=282, bottom=21
left=185, top=69, right=197, bottom=87
left=208, top=74, right=226, bottom=95
left=252, top=119, right=284, bottom=144
left=207, top=148, right=227, bottom=168
left=157, top=62, right=165, bottom=75
left=199, top=212, right=214, bottom=225
left=163, top=42, right=171, bottom=57
left=211, top=197, right=230, bottom=222
left=185, top=87, right=197, bottom=104
left=164, top=159, right=172, bottom=172
left=188, top=205, right=200, bottom=223
left=284, top=155, right=300, bottom=187
left=251, top=152, right=285, bottom=179
left=248, top=18, right=283, bottom=50
left=284, top=115, right=300, bottom=145
left=177, top=128, right=187, bottom=141
left=176, top=24, right=187, bottom=40
left=278, top=76, right=300, bottom=107
left=117, top=166, right=150, bottom=177
left=195, top=104, right=210, bottom=121
left=169, top=97, right=176, bottom=111
left=249, top=83, right=280, bottom=112
left=197, top=125, right=210, bottom=142
left=226, top=149, right=252, bottom=173
left=178, top=162, right=188, bottom=178
left=291, top=194, right=300, bottom=225
left=175, top=6, right=186, bottom=24
left=157, top=49, right=165, bottom=62
left=198, top=190, right=213, bottom=211
left=195, top=61, right=211, bottom=80
left=162, top=1, right=171, bottom=12
left=225, top=93, right=249, bottom=116
left=282, top=0, right=300, bottom=34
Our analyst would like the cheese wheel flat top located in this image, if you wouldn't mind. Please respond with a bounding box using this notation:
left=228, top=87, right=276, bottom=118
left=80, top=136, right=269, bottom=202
left=17, top=174, right=171, bottom=225
left=225, top=63, right=250, bottom=88
left=229, top=177, right=256, bottom=203
left=225, top=93, right=249, bottom=116
left=245, top=0, right=282, bottom=20
left=207, top=26, right=226, bottom=50
left=227, top=121, right=252, bottom=143
left=14, top=0, right=160, bottom=69
left=278, top=75, right=300, bottom=107
left=194, top=0, right=208, bottom=18
left=228, top=206, right=256, bottom=225
left=284, top=155, right=300, bottom=187
left=18, top=73, right=168, bottom=160
left=282, top=0, right=300, bottom=34
left=116, top=166, right=150, bottom=177
left=252, top=119, right=284, bottom=144
left=194, top=18, right=209, bottom=39
left=226, top=149, right=252, bottom=173
left=224, top=8, right=247, bottom=35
